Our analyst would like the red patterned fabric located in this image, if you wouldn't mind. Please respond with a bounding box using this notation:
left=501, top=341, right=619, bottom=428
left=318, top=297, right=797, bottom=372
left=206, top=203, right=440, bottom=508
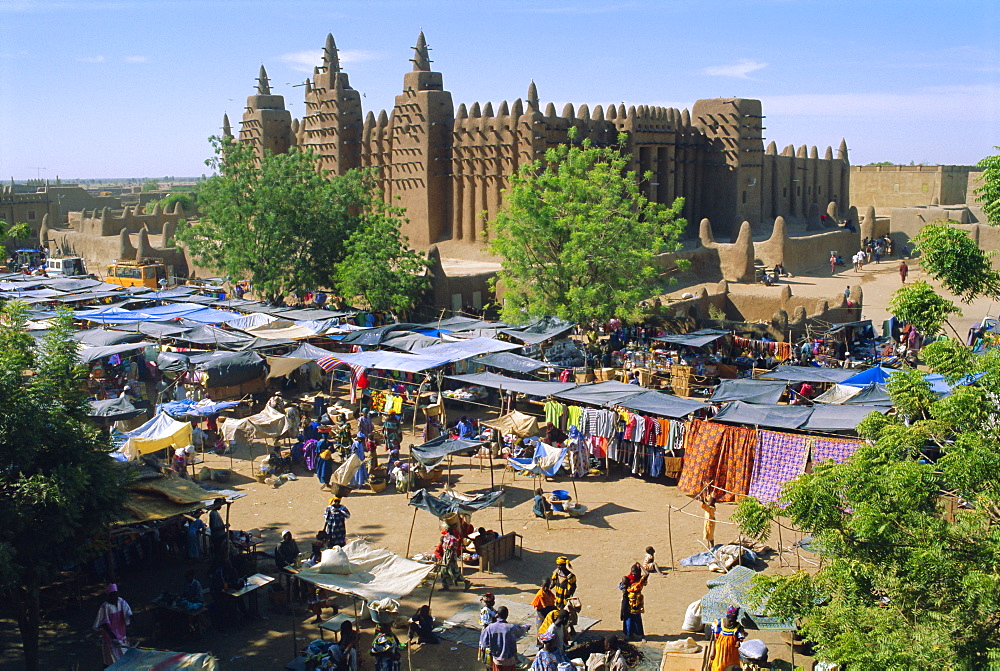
left=678, top=419, right=757, bottom=502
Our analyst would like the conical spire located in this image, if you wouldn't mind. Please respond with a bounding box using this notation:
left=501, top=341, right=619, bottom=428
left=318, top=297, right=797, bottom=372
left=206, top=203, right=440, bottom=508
left=222, top=113, right=232, bottom=139
left=527, top=80, right=539, bottom=110
left=411, top=31, right=432, bottom=71
left=257, top=65, right=271, bottom=95
left=324, top=33, right=340, bottom=73
left=838, top=138, right=849, bottom=161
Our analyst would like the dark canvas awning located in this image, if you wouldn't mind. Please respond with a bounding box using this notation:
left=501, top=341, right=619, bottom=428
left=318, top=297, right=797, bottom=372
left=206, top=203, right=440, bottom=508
left=74, top=328, right=146, bottom=347
left=410, top=436, right=486, bottom=469
left=89, top=396, right=143, bottom=421
left=501, top=317, right=576, bottom=345
left=552, top=380, right=645, bottom=407
left=711, top=379, right=788, bottom=405
left=471, top=352, right=547, bottom=374
left=653, top=329, right=730, bottom=348
left=338, top=324, right=420, bottom=346
left=408, top=488, right=505, bottom=519
left=802, top=404, right=888, bottom=431
left=616, top=391, right=709, bottom=418
left=79, top=342, right=150, bottom=364
left=188, top=350, right=266, bottom=387
left=843, top=383, right=893, bottom=406
left=446, top=372, right=577, bottom=397
left=756, top=365, right=857, bottom=384
left=712, top=401, right=813, bottom=430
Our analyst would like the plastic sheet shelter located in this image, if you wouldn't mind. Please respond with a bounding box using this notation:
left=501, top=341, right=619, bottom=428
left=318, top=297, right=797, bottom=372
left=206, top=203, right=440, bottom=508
left=842, top=383, right=893, bottom=406
left=79, top=342, right=150, bottom=364
left=841, top=366, right=899, bottom=387
left=446, top=372, right=577, bottom=398
left=74, top=329, right=145, bottom=347
left=417, top=337, right=522, bottom=359
left=500, top=317, right=576, bottom=345
left=480, top=411, right=540, bottom=438
left=158, top=398, right=241, bottom=419
left=285, top=342, right=336, bottom=360
left=382, top=332, right=443, bottom=351
left=410, top=436, right=486, bottom=470
left=812, top=384, right=863, bottom=405
left=408, top=489, right=506, bottom=519
left=265, top=356, right=315, bottom=379
left=338, top=323, right=421, bottom=346
left=711, top=379, right=788, bottom=405
left=89, top=396, right=143, bottom=421
left=507, top=440, right=568, bottom=476
left=552, top=380, right=645, bottom=408
left=325, top=350, right=455, bottom=374
left=245, top=319, right=322, bottom=341
left=123, top=412, right=193, bottom=458
left=756, top=365, right=857, bottom=384
left=471, top=352, right=547, bottom=374
left=801, top=404, right=889, bottom=431
left=615, top=391, right=709, bottom=418
left=221, top=406, right=295, bottom=444
left=172, top=325, right=255, bottom=349
left=294, top=539, right=435, bottom=603
left=712, top=401, right=813, bottom=430
left=188, top=350, right=267, bottom=387
left=652, top=329, right=730, bottom=348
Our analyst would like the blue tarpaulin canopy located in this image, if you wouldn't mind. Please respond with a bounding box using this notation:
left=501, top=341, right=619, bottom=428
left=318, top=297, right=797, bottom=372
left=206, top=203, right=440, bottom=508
left=507, top=440, right=568, bottom=476
left=158, top=398, right=241, bottom=419
left=841, top=366, right=899, bottom=387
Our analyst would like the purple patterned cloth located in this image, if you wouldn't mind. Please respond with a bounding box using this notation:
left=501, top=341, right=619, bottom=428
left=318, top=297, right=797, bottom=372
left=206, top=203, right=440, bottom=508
left=746, top=431, right=809, bottom=503
left=811, top=437, right=861, bottom=464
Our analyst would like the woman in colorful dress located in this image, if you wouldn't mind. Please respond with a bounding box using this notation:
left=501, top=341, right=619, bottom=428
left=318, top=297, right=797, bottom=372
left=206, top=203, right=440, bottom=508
left=550, top=556, right=577, bottom=610
left=709, top=606, right=746, bottom=671
left=93, top=584, right=132, bottom=667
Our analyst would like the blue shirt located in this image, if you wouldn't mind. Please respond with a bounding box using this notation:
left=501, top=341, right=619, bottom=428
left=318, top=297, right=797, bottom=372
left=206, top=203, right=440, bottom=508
left=457, top=420, right=472, bottom=438
left=479, top=620, right=529, bottom=663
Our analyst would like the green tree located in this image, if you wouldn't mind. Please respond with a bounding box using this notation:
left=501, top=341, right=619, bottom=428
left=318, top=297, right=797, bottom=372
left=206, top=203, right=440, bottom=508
left=140, top=179, right=159, bottom=192
left=887, top=280, right=961, bottom=337
left=732, top=207, right=1000, bottom=667
left=332, top=204, right=429, bottom=316
left=179, top=137, right=378, bottom=304
left=0, top=218, right=34, bottom=260
left=975, top=146, right=1000, bottom=226
left=161, top=191, right=195, bottom=213
left=488, top=129, right=687, bottom=324
left=0, top=304, right=128, bottom=670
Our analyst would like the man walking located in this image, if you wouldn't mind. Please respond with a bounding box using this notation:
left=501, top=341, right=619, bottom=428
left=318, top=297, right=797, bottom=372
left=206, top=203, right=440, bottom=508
left=479, top=606, right=530, bottom=671
left=899, top=260, right=909, bottom=284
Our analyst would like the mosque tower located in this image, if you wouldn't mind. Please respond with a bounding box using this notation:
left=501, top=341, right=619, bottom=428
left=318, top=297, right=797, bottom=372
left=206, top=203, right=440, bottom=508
left=302, top=34, right=364, bottom=174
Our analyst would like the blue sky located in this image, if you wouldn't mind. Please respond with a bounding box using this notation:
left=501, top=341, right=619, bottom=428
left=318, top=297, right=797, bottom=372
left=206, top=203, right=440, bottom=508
left=0, top=0, right=997, bottom=179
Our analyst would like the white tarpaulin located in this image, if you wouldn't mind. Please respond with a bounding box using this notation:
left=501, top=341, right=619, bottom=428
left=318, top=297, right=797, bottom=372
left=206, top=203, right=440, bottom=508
left=123, top=412, right=193, bottom=459
left=265, top=356, right=314, bottom=379
left=221, top=406, right=294, bottom=444
left=295, top=539, right=435, bottom=602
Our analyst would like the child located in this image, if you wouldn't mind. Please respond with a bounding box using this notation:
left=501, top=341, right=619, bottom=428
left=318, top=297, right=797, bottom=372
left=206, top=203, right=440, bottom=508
left=642, top=546, right=662, bottom=576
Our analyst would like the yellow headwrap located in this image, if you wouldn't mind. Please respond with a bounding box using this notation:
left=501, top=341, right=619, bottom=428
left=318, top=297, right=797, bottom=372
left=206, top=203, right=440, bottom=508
left=555, top=556, right=569, bottom=565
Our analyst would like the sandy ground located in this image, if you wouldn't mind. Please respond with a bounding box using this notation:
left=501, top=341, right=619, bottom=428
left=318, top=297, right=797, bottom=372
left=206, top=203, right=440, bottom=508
left=3, top=256, right=979, bottom=671
left=0, top=415, right=814, bottom=670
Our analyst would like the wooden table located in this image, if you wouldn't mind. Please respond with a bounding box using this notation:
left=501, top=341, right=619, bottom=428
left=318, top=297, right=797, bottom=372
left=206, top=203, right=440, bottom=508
left=319, top=612, right=357, bottom=642
left=151, top=600, right=209, bottom=639
left=224, top=573, right=274, bottom=619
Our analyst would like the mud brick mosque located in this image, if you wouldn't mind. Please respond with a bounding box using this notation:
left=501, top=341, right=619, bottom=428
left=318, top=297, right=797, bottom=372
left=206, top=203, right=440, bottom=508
left=229, top=32, right=852, bottom=258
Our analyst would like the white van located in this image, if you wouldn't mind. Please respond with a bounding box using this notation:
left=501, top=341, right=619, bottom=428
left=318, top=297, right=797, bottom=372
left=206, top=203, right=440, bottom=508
left=45, top=257, right=88, bottom=277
